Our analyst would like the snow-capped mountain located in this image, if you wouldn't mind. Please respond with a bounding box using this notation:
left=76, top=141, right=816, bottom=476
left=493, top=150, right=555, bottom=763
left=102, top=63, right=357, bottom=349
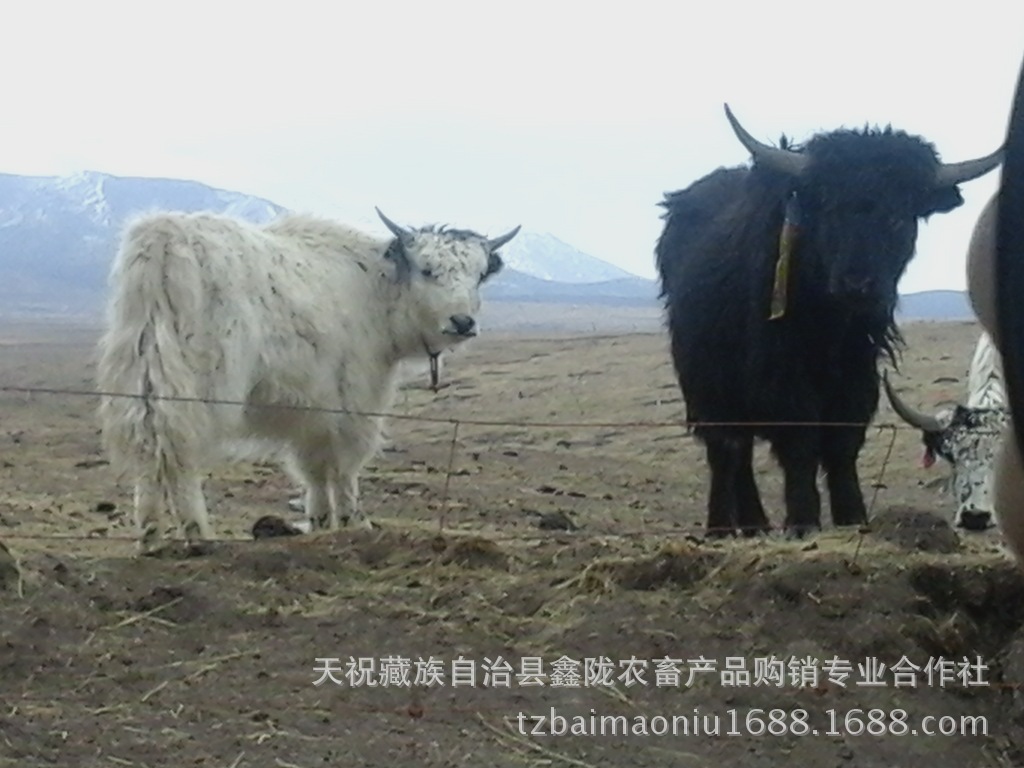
left=0, top=170, right=979, bottom=326
left=498, top=231, right=638, bottom=283
left=0, top=170, right=289, bottom=316
left=0, top=170, right=660, bottom=318
left=0, top=170, right=284, bottom=232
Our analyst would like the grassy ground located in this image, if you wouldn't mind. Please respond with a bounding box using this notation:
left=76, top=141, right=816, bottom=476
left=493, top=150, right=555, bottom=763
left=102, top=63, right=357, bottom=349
left=1, top=318, right=1022, bottom=767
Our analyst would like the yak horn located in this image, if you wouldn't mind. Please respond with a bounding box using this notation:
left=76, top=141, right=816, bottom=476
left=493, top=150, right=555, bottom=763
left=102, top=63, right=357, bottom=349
left=723, top=103, right=808, bottom=177
left=375, top=207, right=411, bottom=240
left=487, top=225, right=521, bottom=251
left=934, top=146, right=1004, bottom=188
left=882, top=371, right=943, bottom=433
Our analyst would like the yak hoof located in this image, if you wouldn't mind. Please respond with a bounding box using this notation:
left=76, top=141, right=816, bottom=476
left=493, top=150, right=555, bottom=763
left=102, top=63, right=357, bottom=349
left=704, top=526, right=737, bottom=540
left=741, top=525, right=772, bottom=539
left=784, top=524, right=820, bottom=541
left=139, top=543, right=170, bottom=559
left=340, top=515, right=378, bottom=532
left=958, top=511, right=993, bottom=531
left=183, top=541, right=217, bottom=557
left=140, top=540, right=215, bottom=559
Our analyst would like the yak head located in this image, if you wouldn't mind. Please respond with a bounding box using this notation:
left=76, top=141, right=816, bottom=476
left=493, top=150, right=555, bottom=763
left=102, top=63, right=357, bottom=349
left=375, top=207, right=519, bottom=357
left=724, top=105, right=1002, bottom=314
left=883, top=372, right=1008, bottom=531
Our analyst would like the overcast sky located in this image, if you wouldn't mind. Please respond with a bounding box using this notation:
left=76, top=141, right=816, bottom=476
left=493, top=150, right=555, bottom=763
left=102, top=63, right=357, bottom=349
left=1, top=0, right=1021, bottom=292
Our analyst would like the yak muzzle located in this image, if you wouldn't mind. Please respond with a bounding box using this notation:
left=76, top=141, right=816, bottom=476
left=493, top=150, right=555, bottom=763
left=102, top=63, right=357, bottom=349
left=957, top=509, right=993, bottom=531
left=444, top=314, right=477, bottom=338
left=830, top=275, right=876, bottom=301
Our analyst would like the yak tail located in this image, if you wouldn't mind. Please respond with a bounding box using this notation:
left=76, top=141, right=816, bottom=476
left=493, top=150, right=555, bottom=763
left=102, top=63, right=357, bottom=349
left=96, top=214, right=208, bottom=490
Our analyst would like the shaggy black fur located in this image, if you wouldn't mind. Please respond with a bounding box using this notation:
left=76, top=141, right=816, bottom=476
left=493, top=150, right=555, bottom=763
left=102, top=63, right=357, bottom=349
left=656, top=123, right=972, bottom=538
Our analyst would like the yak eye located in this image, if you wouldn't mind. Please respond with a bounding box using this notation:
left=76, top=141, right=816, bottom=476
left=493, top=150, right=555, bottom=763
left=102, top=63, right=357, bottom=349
left=420, top=267, right=434, bottom=279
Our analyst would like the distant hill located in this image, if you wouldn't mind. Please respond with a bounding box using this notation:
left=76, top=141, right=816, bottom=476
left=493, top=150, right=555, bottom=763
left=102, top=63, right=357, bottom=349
left=0, top=171, right=285, bottom=317
left=483, top=269, right=659, bottom=307
left=498, top=231, right=638, bottom=283
left=0, top=170, right=649, bottom=319
left=896, top=290, right=975, bottom=321
left=0, top=170, right=982, bottom=330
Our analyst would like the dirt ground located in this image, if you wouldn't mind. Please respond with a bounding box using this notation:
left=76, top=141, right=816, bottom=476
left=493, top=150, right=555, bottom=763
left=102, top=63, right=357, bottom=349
left=2, top=318, right=1024, bottom=767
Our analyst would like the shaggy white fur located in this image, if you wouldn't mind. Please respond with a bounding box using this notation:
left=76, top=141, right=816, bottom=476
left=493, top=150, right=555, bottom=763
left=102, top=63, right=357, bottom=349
left=96, top=207, right=518, bottom=554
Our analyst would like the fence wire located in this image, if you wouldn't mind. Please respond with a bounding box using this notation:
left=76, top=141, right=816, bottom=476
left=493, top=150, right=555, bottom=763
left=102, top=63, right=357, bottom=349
left=2, top=383, right=984, bottom=430
left=0, top=380, right=951, bottom=548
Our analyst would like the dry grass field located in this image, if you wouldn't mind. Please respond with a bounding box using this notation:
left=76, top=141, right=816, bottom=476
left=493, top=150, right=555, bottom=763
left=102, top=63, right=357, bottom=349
left=1, top=316, right=1023, bottom=767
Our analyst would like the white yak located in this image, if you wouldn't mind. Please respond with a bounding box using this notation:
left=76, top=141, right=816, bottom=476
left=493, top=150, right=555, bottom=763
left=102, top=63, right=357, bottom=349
left=96, top=207, right=519, bottom=554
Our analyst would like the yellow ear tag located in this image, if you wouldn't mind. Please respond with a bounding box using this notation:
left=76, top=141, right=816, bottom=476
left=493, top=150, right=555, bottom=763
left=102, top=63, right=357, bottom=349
left=770, top=194, right=801, bottom=320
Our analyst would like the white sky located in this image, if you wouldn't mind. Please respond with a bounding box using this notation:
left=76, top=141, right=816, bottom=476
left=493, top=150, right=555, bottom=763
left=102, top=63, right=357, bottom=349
left=1, top=0, right=1021, bottom=292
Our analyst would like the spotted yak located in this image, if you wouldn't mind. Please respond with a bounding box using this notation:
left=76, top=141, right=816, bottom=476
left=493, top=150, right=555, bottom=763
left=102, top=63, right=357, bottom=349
left=883, top=330, right=1009, bottom=531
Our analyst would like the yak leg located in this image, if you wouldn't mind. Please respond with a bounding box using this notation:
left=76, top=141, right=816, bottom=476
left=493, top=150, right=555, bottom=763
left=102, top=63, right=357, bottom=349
left=703, top=436, right=742, bottom=538
left=285, top=418, right=377, bottom=532
left=735, top=436, right=770, bottom=536
left=772, top=429, right=822, bottom=538
left=332, top=471, right=374, bottom=531
left=289, top=441, right=338, bottom=532
left=133, top=478, right=173, bottom=556
left=820, top=425, right=869, bottom=526
left=302, top=474, right=333, bottom=531
left=135, top=468, right=212, bottom=556
left=327, top=416, right=378, bottom=531
left=170, top=473, right=214, bottom=547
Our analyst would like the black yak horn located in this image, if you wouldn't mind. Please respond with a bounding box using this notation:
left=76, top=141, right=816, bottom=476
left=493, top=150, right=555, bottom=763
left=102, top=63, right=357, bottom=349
left=487, top=225, right=521, bottom=251
left=375, top=207, right=411, bottom=239
left=882, top=371, right=943, bottom=433
left=934, top=146, right=1004, bottom=187
left=723, top=103, right=808, bottom=177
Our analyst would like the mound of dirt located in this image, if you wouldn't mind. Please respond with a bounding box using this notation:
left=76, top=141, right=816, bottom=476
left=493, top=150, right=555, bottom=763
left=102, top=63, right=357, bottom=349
left=867, top=505, right=961, bottom=553
left=6, top=523, right=1024, bottom=766
left=440, top=536, right=510, bottom=570
left=575, top=540, right=724, bottom=592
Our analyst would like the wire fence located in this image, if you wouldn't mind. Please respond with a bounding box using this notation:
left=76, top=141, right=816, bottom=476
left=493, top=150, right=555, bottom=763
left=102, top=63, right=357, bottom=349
left=1, top=383, right=954, bottom=429
left=0, top=378, right=981, bottom=548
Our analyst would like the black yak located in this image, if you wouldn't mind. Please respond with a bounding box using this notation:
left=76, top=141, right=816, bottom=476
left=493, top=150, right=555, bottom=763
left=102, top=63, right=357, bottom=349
left=655, top=104, right=1002, bottom=538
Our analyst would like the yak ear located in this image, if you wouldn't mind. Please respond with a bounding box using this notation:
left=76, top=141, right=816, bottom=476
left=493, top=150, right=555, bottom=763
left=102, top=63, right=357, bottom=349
left=484, top=251, right=504, bottom=280
left=383, top=238, right=412, bottom=283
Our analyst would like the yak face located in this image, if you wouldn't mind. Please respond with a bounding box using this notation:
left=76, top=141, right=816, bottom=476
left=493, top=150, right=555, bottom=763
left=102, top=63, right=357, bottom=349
left=941, top=406, right=1008, bottom=529
left=920, top=405, right=1007, bottom=531
left=723, top=105, right=1003, bottom=314
left=793, top=133, right=962, bottom=312
left=376, top=208, right=518, bottom=355
left=883, top=374, right=1008, bottom=531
